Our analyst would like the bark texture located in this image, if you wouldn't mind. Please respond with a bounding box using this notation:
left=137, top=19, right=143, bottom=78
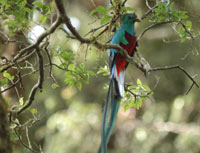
left=0, top=95, right=12, bottom=153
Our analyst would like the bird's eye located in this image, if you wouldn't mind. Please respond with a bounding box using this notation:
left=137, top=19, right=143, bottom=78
left=128, top=16, right=131, bottom=20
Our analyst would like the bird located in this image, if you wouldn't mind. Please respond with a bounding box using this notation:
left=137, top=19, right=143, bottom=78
left=99, top=13, right=140, bottom=153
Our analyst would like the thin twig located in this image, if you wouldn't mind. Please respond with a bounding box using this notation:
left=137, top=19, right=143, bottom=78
left=145, top=0, right=153, bottom=9
left=85, top=44, right=89, bottom=61
left=122, top=0, right=128, bottom=6
left=149, top=65, right=199, bottom=88
left=137, top=21, right=174, bottom=41
left=11, top=47, right=44, bottom=114
left=179, top=20, right=194, bottom=40
left=84, top=22, right=109, bottom=37
left=0, top=79, right=20, bottom=94
left=1, top=17, right=62, bottom=73
left=125, top=86, right=152, bottom=98
left=44, top=45, right=57, bottom=83
left=14, top=129, right=37, bottom=153
left=141, top=5, right=158, bottom=20
left=185, top=82, right=194, bottom=95
left=25, top=126, right=33, bottom=150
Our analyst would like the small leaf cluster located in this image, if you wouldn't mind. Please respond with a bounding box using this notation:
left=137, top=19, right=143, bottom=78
left=0, top=71, right=14, bottom=86
left=64, top=63, right=95, bottom=90
left=0, top=0, right=55, bottom=35
left=53, top=48, right=95, bottom=90
left=151, top=2, right=193, bottom=42
left=33, top=1, right=55, bottom=24
left=151, top=2, right=188, bottom=22
left=90, top=2, right=135, bottom=25
left=178, top=21, right=193, bottom=42
left=97, top=65, right=110, bottom=76
left=123, top=79, right=153, bottom=111
left=1, top=0, right=33, bottom=34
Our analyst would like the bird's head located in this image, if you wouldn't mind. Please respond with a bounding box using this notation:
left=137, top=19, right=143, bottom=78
left=121, top=13, right=140, bottom=25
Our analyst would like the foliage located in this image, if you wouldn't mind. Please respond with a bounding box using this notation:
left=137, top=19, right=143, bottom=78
left=151, top=2, right=188, bottom=22
left=150, top=2, right=193, bottom=42
left=90, top=1, right=135, bottom=25
left=0, top=71, right=14, bottom=86
left=0, top=0, right=200, bottom=153
left=0, top=0, right=32, bottom=34
left=123, top=79, right=153, bottom=111
left=56, top=46, right=95, bottom=90
left=0, top=0, right=54, bottom=35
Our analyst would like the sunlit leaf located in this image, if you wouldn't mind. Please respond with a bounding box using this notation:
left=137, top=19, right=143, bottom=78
left=40, top=15, right=47, bottom=24
left=68, top=64, right=75, bottom=71
left=101, top=15, right=112, bottom=24
left=137, top=79, right=142, bottom=85
left=19, top=97, right=24, bottom=106
left=76, top=81, right=82, bottom=90
left=31, top=108, right=38, bottom=115
left=33, top=1, right=43, bottom=8
left=3, top=71, right=14, bottom=80
left=52, top=83, right=59, bottom=89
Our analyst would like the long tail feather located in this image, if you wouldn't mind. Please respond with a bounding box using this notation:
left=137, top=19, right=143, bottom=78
left=106, top=97, right=120, bottom=143
left=99, top=77, right=121, bottom=153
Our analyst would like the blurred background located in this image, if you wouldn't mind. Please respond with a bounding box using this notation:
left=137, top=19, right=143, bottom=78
left=1, top=0, right=200, bottom=153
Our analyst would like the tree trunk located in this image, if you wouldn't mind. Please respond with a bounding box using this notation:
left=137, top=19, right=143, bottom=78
left=0, top=94, right=12, bottom=153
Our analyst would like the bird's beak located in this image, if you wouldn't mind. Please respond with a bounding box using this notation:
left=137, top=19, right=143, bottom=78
left=135, top=17, right=141, bottom=22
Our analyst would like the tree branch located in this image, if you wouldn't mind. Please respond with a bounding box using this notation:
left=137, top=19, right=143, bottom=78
left=11, top=47, right=44, bottom=114
left=53, top=0, right=199, bottom=93
left=1, top=17, right=62, bottom=73
left=137, top=21, right=174, bottom=41
left=141, top=4, right=158, bottom=20
left=149, top=65, right=199, bottom=88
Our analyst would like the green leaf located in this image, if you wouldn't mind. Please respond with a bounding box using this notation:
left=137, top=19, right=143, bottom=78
left=10, top=123, right=17, bottom=129
left=80, top=63, right=85, bottom=70
left=60, top=51, right=74, bottom=61
left=68, top=81, right=74, bottom=88
left=50, top=2, right=55, bottom=8
left=51, top=83, right=59, bottom=89
left=137, top=79, right=142, bottom=85
left=87, top=71, right=96, bottom=76
left=97, top=66, right=109, bottom=76
left=101, top=15, right=111, bottom=24
left=64, top=77, right=74, bottom=83
left=186, top=21, right=192, bottom=29
left=40, top=15, right=47, bottom=24
left=68, top=63, right=75, bottom=71
left=104, top=84, right=109, bottom=90
left=136, top=98, right=143, bottom=109
left=125, top=7, right=135, bottom=11
left=33, top=1, right=43, bottom=8
left=124, top=103, right=130, bottom=111
left=122, top=6, right=135, bottom=12
left=3, top=71, right=14, bottom=80
left=1, top=78, right=8, bottom=86
left=97, top=6, right=107, bottom=14
left=31, top=108, right=38, bottom=115
left=76, top=81, right=82, bottom=90
left=90, top=9, right=98, bottom=16
left=10, top=131, right=19, bottom=141
left=42, top=5, right=50, bottom=14
left=90, top=6, right=108, bottom=16
left=83, top=74, right=89, bottom=83
left=19, top=97, right=24, bottom=106
left=65, top=71, right=72, bottom=76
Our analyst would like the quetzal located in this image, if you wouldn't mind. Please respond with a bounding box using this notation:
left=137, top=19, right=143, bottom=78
left=99, top=13, right=140, bottom=153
